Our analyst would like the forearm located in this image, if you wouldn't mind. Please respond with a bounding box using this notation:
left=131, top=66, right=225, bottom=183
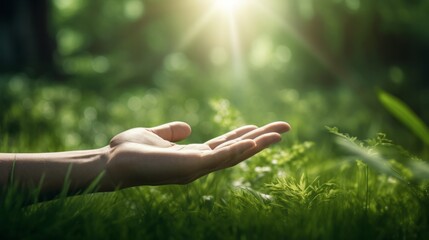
left=0, top=147, right=109, bottom=197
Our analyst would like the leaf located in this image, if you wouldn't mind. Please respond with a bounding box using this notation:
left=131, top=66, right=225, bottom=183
left=378, top=90, right=429, bottom=146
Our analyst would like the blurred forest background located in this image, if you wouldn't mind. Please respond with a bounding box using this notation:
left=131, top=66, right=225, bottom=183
left=1, top=0, right=428, bottom=154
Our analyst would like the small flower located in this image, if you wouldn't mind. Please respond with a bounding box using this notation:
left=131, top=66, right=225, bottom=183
left=255, top=166, right=272, bottom=173
left=260, top=193, right=272, bottom=201
left=202, top=195, right=214, bottom=201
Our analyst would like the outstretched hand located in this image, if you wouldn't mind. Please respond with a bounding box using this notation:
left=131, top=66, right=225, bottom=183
left=103, top=121, right=290, bottom=190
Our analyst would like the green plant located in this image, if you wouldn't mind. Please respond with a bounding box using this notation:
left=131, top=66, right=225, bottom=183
left=378, top=90, right=429, bottom=146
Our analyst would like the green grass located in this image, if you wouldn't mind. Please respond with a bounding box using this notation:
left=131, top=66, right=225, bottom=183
left=1, top=79, right=429, bottom=239
left=2, top=145, right=428, bottom=239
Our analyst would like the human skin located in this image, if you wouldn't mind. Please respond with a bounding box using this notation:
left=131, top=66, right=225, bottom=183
left=0, top=121, right=290, bottom=198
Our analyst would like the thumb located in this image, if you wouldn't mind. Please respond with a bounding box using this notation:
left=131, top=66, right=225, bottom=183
left=149, top=121, right=192, bottom=142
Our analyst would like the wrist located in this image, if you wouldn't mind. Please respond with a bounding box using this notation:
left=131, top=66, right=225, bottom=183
left=71, top=146, right=111, bottom=193
left=95, top=146, right=116, bottom=192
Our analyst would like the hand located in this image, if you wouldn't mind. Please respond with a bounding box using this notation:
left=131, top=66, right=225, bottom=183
left=103, top=121, right=290, bottom=190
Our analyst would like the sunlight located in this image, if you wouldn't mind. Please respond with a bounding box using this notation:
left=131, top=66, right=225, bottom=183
left=176, top=7, right=217, bottom=50
left=176, top=0, right=253, bottom=86
left=250, top=1, right=350, bottom=84
left=215, top=0, right=246, bottom=13
left=227, top=13, right=246, bottom=82
left=215, top=0, right=250, bottom=82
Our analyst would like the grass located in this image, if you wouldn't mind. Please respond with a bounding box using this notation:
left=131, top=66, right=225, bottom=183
left=1, top=78, right=429, bottom=239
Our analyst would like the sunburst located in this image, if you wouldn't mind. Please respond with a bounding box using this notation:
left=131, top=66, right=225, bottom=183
left=175, top=0, right=339, bottom=85
left=215, top=0, right=247, bottom=13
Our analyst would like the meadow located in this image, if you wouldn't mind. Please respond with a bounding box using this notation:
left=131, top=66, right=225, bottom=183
left=1, top=0, right=429, bottom=239
left=2, top=75, right=429, bottom=239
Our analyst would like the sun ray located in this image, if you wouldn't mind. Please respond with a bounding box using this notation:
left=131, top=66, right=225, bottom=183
left=227, top=12, right=246, bottom=82
left=251, top=1, right=351, bottom=84
left=174, top=0, right=253, bottom=91
left=216, top=0, right=246, bottom=13
left=175, top=6, right=218, bottom=51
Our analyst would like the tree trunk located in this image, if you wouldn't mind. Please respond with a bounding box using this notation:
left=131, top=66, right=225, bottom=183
left=0, top=0, right=57, bottom=78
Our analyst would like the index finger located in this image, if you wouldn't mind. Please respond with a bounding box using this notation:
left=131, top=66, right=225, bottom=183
left=239, top=121, right=290, bottom=140
left=205, top=125, right=258, bottom=149
left=199, top=139, right=256, bottom=171
left=213, top=121, right=290, bottom=149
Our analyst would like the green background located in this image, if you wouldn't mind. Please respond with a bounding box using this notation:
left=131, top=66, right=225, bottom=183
left=1, top=0, right=429, bottom=239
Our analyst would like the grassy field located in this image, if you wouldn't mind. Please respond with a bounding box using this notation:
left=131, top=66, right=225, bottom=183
left=1, top=77, right=429, bottom=239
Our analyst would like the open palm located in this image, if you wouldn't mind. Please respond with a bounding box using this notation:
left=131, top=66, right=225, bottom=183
left=103, top=121, right=290, bottom=189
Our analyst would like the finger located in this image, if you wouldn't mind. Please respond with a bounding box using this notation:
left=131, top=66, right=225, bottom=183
left=205, top=125, right=258, bottom=149
left=213, top=138, right=242, bottom=150
left=217, top=132, right=282, bottom=170
left=239, top=121, right=290, bottom=140
left=213, top=122, right=289, bottom=149
left=237, top=132, right=281, bottom=163
left=200, top=139, right=256, bottom=171
left=190, top=133, right=282, bottom=181
left=149, top=122, right=192, bottom=142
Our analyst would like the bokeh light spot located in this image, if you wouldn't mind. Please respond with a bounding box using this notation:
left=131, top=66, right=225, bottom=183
left=124, top=0, right=144, bottom=20
left=346, top=0, right=360, bottom=11
left=53, top=0, right=82, bottom=16
left=84, top=107, right=97, bottom=121
left=250, top=36, right=273, bottom=68
left=65, top=132, right=81, bottom=148
left=164, top=53, right=189, bottom=71
left=8, top=75, right=25, bottom=93
left=57, top=29, right=84, bottom=56
left=389, top=66, right=404, bottom=85
left=92, top=56, right=110, bottom=73
left=298, top=0, right=314, bottom=19
left=128, top=96, right=143, bottom=112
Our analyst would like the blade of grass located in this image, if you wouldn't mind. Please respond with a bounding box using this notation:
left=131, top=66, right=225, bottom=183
left=59, top=164, right=73, bottom=198
left=378, top=90, right=429, bottom=146
left=336, top=137, right=403, bottom=180
left=82, top=171, right=105, bottom=195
